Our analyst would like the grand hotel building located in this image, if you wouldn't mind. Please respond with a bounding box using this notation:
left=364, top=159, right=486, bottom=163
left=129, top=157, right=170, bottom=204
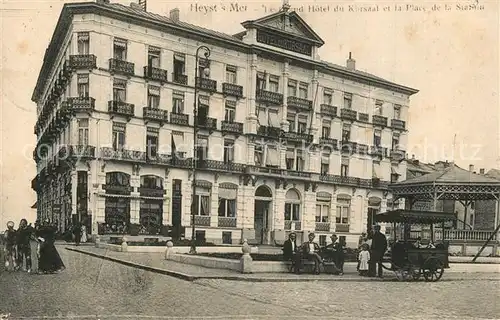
left=31, top=0, right=418, bottom=247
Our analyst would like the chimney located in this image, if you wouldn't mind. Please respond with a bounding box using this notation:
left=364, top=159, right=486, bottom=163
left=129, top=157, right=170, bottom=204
left=170, top=8, right=180, bottom=23
left=130, top=2, right=144, bottom=10
left=469, top=164, right=474, bottom=172
left=346, top=52, right=356, bottom=70
left=480, top=168, right=485, bottom=174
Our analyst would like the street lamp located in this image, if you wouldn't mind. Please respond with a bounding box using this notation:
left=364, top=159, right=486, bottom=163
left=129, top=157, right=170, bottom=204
left=189, top=45, right=211, bottom=254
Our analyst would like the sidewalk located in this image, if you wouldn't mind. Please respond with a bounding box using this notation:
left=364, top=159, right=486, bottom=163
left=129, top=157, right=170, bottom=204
left=66, top=245, right=500, bottom=282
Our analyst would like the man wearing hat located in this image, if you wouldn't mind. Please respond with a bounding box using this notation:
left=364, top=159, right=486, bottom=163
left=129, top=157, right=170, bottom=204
left=323, top=234, right=344, bottom=275
left=369, top=224, right=388, bottom=277
left=282, top=232, right=302, bottom=274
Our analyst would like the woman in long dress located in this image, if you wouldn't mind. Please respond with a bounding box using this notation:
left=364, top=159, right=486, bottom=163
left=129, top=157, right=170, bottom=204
left=80, top=225, right=88, bottom=243
left=36, top=219, right=65, bottom=274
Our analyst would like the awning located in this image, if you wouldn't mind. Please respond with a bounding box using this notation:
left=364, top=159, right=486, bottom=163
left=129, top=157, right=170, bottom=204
left=258, top=108, right=267, bottom=125
left=374, top=209, right=457, bottom=224
left=172, top=133, right=185, bottom=152
left=219, top=188, right=237, bottom=200
left=266, top=146, right=279, bottom=166
left=286, top=149, right=294, bottom=159
left=321, top=153, right=330, bottom=164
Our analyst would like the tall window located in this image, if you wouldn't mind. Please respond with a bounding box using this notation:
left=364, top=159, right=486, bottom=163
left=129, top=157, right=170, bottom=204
left=392, top=133, right=400, bottom=150
left=321, top=151, right=330, bottom=175
left=336, top=198, right=350, bottom=224
left=194, top=187, right=210, bottom=216
left=374, top=100, right=383, bottom=116
left=224, top=100, right=236, bottom=122
left=298, top=83, right=308, bottom=99
left=342, top=123, right=351, bottom=142
left=286, top=148, right=294, bottom=170
left=112, top=122, right=126, bottom=151
left=223, top=139, right=234, bottom=163
left=173, top=53, right=185, bottom=76
left=198, top=96, right=209, bottom=125
left=196, top=135, right=208, bottom=161
left=373, top=129, right=382, bottom=147
left=256, top=73, right=266, bottom=90
left=172, top=91, right=184, bottom=113
left=147, top=85, right=160, bottom=109
left=287, top=112, right=296, bottom=132
left=284, top=189, right=300, bottom=221
left=323, top=90, right=333, bottom=105
left=146, top=127, right=159, bottom=159
left=394, top=104, right=401, bottom=119
left=266, top=145, right=280, bottom=167
left=322, top=120, right=331, bottom=138
left=77, top=74, right=89, bottom=98
left=269, top=76, right=279, bottom=92
left=287, top=79, right=297, bottom=97
left=341, top=156, right=349, bottom=177
left=77, top=32, right=90, bottom=55
left=297, top=115, right=308, bottom=133
left=254, top=143, right=264, bottom=166
left=148, top=46, right=161, bottom=68
left=113, top=38, right=127, bottom=60
left=226, top=65, right=237, bottom=84
left=343, top=92, right=352, bottom=109
left=113, top=78, right=127, bottom=102
left=316, top=201, right=329, bottom=222
left=218, top=197, right=236, bottom=217
left=78, top=119, right=89, bottom=146
left=295, top=149, right=304, bottom=171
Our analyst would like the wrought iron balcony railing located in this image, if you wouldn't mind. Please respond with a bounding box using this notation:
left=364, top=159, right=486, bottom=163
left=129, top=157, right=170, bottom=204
left=143, top=107, right=168, bottom=123
left=391, top=119, right=406, bottom=130
left=369, top=146, right=389, bottom=157
left=109, top=58, right=135, bottom=76
left=319, top=137, right=339, bottom=149
left=335, top=223, right=350, bottom=233
left=193, top=216, right=211, bottom=226
left=197, top=159, right=246, bottom=173
left=358, top=113, right=369, bottom=122
left=218, top=217, right=237, bottom=228
left=69, top=54, right=97, bottom=70
left=170, top=113, right=189, bottom=126
left=372, top=115, right=388, bottom=127
left=108, top=101, right=135, bottom=117
left=340, top=108, right=357, bottom=121
left=320, top=104, right=337, bottom=117
left=257, top=125, right=281, bottom=138
left=100, top=147, right=146, bottom=162
left=197, top=117, right=217, bottom=130
left=68, top=97, right=95, bottom=113
left=143, top=66, right=168, bottom=83
left=319, top=174, right=389, bottom=189
left=138, top=187, right=166, bottom=197
left=287, top=96, right=313, bottom=111
left=57, top=145, right=96, bottom=159
left=172, top=73, right=188, bottom=85
left=221, top=121, right=243, bottom=134
left=222, top=83, right=243, bottom=97
left=284, top=220, right=302, bottom=231
left=282, top=131, right=313, bottom=143
left=390, top=149, right=406, bottom=161
left=196, top=77, right=217, bottom=92
left=256, top=89, right=283, bottom=105
left=315, top=222, right=330, bottom=232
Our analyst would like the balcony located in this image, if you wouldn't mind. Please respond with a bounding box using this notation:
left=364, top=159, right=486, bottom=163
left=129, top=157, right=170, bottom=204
left=221, top=121, right=243, bottom=135
left=284, top=220, right=302, bottom=231
left=372, top=115, right=388, bottom=127
left=100, top=147, right=146, bottom=162
left=68, top=97, right=95, bottom=113
left=246, top=166, right=312, bottom=179
left=358, top=113, right=369, bottom=122
left=218, top=217, right=237, bottom=228
left=257, top=125, right=281, bottom=138
left=320, top=104, right=337, bottom=117
left=139, top=187, right=166, bottom=197
left=256, top=89, right=283, bottom=105
left=143, top=107, right=168, bottom=123
left=108, top=101, right=135, bottom=118
left=315, top=222, right=330, bottom=232
left=197, top=117, right=217, bottom=131
left=197, top=159, right=246, bottom=173
left=336, top=223, right=350, bottom=233
left=69, top=54, right=97, bottom=70
left=340, top=108, right=357, bottom=121
left=58, top=145, right=96, bottom=159
left=319, top=137, right=338, bottom=149
left=222, top=83, right=243, bottom=97
left=287, top=96, right=312, bottom=111
left=172, top=73, right=188, bottom=85
left=109, top=58, right=134, bottom=76
left=369, top=146, right=388, bottom=157
left=340, top=141, right=357, bottom=154
left=170, top=113, right=189, bottom=126
left=320, top=175, right=372, bottom=188
left=143, top=66, right=168, bottom=83
left=196, top=77, right=217, bottom=92
left=390, top=149, right=406, bottom=161
left=391, top=119, right=406, bottom=130
left=282, top=131, right=313, bottom=143
left=193, top=216, right=211, bottom=227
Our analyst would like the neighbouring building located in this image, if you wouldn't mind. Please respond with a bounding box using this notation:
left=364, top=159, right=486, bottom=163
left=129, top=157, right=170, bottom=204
left=31, top=0, right=418, bottom=247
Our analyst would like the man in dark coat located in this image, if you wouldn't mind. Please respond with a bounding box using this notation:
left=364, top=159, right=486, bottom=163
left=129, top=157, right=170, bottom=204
left=282, top=233, right=302, bottom=274
left=72, top=222, right=81, bottom=246
left=16, top=219, right=35, bottom=272
left=369, top=225, right=388, bottom=277
left=301, top=233, right=323, bottom=274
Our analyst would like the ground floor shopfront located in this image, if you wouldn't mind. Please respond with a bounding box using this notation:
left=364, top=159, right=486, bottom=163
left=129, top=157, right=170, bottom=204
left=34, top=159, right=404, bottom=248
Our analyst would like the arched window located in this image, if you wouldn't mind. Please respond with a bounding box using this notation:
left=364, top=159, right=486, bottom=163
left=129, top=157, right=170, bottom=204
left=255, top=185, right=272, bottom=198
left=140, top=175, right=163, bottom=189
left=106, top=172, right=130, bottom=186
left=284, top=189, right=301, bottom=221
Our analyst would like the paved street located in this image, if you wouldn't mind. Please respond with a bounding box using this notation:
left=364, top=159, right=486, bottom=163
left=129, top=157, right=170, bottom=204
left=0, top=246, right=499, bottom=319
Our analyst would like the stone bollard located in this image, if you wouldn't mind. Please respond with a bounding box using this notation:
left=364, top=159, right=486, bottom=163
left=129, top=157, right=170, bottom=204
left=240, top=239, right=253, bottom=274
left=95, top=236, right=101, bottom=248
left=164, top=240, right=174, bottom=260
left=121, top=236, right=128, bottom=252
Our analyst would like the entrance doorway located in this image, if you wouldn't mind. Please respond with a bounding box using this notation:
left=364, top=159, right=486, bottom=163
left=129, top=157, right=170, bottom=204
left=254, top=185, right=273, bottom=245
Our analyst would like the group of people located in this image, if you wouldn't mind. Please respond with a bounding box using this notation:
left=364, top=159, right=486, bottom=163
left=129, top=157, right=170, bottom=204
left=282, top=225, right=388, bottom=277
left=2, top=219, right=65, bottom=274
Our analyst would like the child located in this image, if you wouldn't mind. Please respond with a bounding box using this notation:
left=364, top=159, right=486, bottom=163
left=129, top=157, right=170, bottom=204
left=357, top=243, right=370, bottom=276
left=3, top=221, right=18, bottom=271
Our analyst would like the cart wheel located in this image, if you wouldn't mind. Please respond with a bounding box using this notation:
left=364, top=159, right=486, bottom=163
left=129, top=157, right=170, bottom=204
left=411, top=268, right=421, bottom=281
left=423, top=257, right=444, bottom=282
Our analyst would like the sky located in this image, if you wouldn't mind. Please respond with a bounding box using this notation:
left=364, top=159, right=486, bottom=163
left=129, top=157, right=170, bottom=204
left=0, top=0, right=499, bottom=227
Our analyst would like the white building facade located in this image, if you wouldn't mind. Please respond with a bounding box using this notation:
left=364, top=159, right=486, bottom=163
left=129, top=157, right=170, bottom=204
left=31, top=1, right=418, bottom=247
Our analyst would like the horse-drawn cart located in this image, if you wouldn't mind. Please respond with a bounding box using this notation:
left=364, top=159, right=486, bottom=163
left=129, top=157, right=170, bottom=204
left=375, top=209, right=456, bottom=282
